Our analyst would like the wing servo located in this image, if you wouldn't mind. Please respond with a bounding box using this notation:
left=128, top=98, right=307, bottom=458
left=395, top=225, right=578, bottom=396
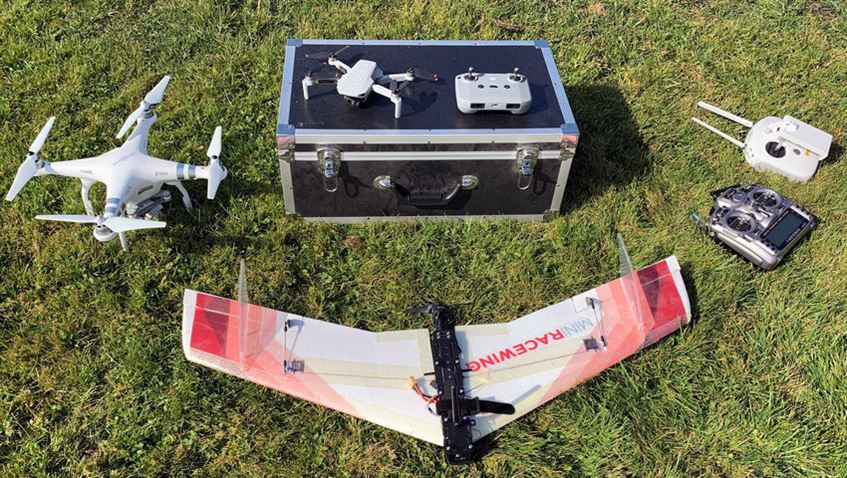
left=182, top=236, right=691, bottom=464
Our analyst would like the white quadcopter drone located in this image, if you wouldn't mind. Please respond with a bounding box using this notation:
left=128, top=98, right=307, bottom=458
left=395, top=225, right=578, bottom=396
left=5, top=75, right=227, bottom=250
left=301, top=46, right=438, bottom=119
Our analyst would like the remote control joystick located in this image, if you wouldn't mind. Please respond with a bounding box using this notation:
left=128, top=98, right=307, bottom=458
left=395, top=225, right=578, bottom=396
left=508, top=68, right=523, bottom=82
left=752, top=188, right=781, bottom=211
left=464, top=66, right=477, bottom=81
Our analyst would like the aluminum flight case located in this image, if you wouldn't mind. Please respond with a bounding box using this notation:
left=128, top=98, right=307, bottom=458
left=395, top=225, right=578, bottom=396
left=276, top=39, right=579, bottom=222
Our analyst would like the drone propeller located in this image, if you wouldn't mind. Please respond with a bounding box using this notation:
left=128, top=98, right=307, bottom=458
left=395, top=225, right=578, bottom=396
left=408, top=67, right=438, bottom=81
left=103, top=216, right=167, bottom=232
left=305, top=45, right=350, bottom=62
left=305, top=66, right=321, bottom=78
left=205, top=126, right=226, bottom=199
left=34, top=214, right=98, bottom=224
left=305, top=63, right=342, bottom=78
left=116, top=75, right=171, bottom=139
left=6, top=116, right=56, bottom=202
left=34, top=214, right=166, bottom=232
left=389, top=80, right=412, bottom=95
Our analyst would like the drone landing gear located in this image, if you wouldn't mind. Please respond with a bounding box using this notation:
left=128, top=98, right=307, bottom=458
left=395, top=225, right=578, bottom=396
left=166, top=180, right=193, bottom=211
left=302, top=75, right=339, bottom=101
left=80, top=179, right=95, bottom=215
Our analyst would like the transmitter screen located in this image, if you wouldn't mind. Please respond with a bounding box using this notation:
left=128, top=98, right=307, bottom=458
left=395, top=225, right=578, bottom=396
left=765, top=210, right=807, bottom=249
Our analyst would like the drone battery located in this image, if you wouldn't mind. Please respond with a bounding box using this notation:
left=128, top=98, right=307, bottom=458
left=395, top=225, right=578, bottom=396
left=276, top=39, right=578, bottom=222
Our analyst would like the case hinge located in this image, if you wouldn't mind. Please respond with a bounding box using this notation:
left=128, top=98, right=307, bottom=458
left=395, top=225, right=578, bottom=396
left=277, top=134, right=295, bottom=163
left=277, top=124, right=296, bottom=163
left=515, top=146, right=539, bottom=191
left=560, top=133, right=578, bottom=159
left=316, top=147, right=341, bottom=193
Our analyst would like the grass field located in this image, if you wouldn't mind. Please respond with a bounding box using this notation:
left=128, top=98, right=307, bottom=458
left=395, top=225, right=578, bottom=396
left=2, top=0, right=847, bottom=476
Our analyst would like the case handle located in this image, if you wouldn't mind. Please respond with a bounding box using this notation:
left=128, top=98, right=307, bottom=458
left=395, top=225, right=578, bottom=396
left=374, top=175, right=479, bottom=208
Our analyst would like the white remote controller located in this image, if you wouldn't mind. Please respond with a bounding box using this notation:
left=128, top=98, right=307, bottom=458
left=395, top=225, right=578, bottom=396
left=692, top=102, right=833, bottom=183
left=455, top=67, right=532, bottom=115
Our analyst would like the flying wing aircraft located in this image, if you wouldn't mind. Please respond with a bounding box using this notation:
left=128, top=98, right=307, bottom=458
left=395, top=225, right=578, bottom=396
left=182, top=236, right=691, bottom=464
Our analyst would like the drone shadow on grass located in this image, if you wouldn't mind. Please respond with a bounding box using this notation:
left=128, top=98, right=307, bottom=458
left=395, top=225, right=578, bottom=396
left=559, top=83, right=652, bottom=214
left=162, top=176, right=276, bottom=253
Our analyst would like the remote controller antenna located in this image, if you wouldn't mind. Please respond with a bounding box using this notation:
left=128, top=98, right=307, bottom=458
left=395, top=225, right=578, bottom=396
left=691, top=100, right=832, bottom=182
left=697, top=101, right=753, bottom=128
left=691, top=117, right=745, bottom=148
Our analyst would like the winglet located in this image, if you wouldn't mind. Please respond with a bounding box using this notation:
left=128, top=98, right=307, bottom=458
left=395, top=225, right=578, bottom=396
left=238, top=258, right=248, bottom=304
left=616, top=234, right=651, bottom=342
left=238, top=258, right=248, bottom=368
left=616, top=233, right=633, bottom=277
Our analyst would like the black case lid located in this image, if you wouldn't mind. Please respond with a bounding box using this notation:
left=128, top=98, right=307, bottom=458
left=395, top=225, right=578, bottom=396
left=277, top=40, right=578, bottom=139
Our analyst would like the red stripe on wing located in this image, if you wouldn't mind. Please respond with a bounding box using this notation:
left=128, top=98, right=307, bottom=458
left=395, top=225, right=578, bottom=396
left=191, top=293, right=239, bottom=361
left=637, top=260, right=688, bottom=346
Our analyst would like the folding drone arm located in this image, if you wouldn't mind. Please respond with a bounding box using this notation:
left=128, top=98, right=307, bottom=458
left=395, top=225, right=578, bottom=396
left=371, top=83, right=403, bottom=119
left=326, top=57, right=351, bottom=74
left=301, top=76, right=339, bottom=101
left=377, top=71, right=414, bottom=83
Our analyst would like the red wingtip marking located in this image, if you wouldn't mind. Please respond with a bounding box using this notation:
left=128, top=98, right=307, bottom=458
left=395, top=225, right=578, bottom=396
left=191, top=293, right=240, bottom=361
left=539, top=258, right=688, bottom=404
left=637, top=260, right=687, bottom=333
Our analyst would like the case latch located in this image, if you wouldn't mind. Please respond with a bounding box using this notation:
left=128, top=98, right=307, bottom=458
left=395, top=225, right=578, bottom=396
left=316, top=147, right=341, bottom=193
left=515, top=146, right=539, bottom=190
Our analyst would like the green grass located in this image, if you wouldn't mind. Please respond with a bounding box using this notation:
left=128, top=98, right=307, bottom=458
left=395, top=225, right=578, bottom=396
left=2, top=0, right=846, bottom=476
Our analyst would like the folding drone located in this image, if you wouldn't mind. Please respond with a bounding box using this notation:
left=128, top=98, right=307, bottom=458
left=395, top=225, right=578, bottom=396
left=301, top=46, right=438, bottom=119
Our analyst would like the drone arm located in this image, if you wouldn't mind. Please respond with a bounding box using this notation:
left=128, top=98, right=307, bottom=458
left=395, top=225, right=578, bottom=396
left=302, top=77, right=339, bottom=100
left=372, top=84, right=402, bottom=119
left=103, top=180, right=130, bottom=218
left=302, top=78, right=310, bottom=100
left=327, top=58, right=351, bottom=74
left=371, top=83, right=393, bottom=99
left=42, top=157, right=103, bottom=181
left=379, top=72, right=412, bottom=83
left=142, top=127, right=225, bottom=201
